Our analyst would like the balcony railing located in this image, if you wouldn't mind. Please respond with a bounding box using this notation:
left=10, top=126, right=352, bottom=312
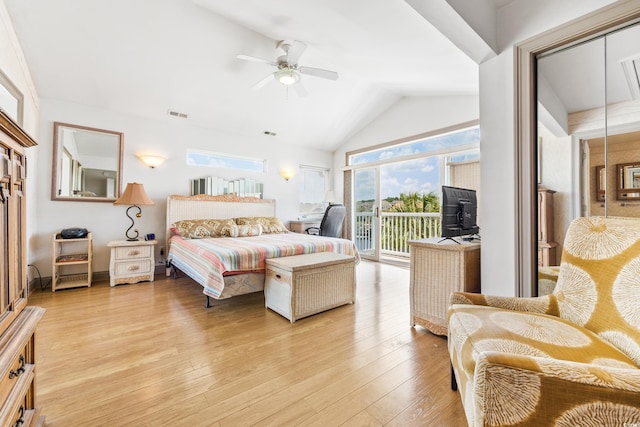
left=355, top=212, right=441, bottom=257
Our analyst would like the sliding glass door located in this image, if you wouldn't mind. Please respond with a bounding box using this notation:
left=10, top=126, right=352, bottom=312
left=353, top=168, right=380, bottom=261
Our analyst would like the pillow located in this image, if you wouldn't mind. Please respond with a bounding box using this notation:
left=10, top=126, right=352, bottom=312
left=237, top=224, right=262, bottom=237
left=172, top=218, right=238, bottom=239
left=234, top=216, right=288, bottom=234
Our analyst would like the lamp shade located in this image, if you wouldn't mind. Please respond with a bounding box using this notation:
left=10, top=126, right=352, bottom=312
left=114, top=182, right=154, bottom=206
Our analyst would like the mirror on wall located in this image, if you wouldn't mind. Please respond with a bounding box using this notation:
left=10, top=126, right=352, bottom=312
left=617, top=162, right=640, bottom=200
left=536, top=21, right=640, bottom=293
left=51, top=122, right=123, bottom=202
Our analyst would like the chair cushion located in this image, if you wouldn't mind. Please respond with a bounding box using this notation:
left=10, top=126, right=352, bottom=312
left=449, top=304, right=639, bottom=426
left=553, top=216, right=640, bottom=365
left=537, top=265, right=559, bottom=296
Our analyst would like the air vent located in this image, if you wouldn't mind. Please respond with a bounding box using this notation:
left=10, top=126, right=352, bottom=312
left=167, top=110, right=188, bottom=119
left=263, top=131, right=277, bottom=136
left=619, top=54, right=640, bottom=100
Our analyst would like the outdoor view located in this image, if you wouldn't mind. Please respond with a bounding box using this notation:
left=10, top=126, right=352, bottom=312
left=352, top=126, right=480, bottom=257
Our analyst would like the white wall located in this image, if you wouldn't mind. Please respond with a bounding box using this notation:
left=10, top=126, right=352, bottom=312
left=0, top=1, right=38, bottom=131
left=333, top=94, right=480, bottom=199
left=32, top=98, right=332, bottom=276
left=478, top=0, right=617, bottom=295
left=0, top=0, right=40, bottom=272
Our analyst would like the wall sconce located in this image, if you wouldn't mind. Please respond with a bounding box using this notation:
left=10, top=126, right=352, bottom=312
left=138, top=154, right=166, bottom=168
left=279, top=169, right=296, bottom=181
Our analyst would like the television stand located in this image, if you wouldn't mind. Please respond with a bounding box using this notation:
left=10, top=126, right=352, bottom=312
left=409, top=238, right=481, bottom=335
left=438, top=237, right=461, bottom=244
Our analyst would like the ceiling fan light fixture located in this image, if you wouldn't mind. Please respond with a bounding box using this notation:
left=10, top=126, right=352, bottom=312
left=275, top=69, right=299, bottom=85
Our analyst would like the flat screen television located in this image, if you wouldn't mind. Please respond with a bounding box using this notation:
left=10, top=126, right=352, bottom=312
left=440, top=185, right=480, bottom=242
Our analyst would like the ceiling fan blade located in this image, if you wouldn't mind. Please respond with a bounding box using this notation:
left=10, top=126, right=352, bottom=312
left=237, top=54, right=276, bottom=66
left=298, top=66, right=339, bottom=81
left=293, top=82, right=308, bottom=97
left=284, top=40, right=307, bottom=65
left=251, top=73, right=275, bottom=90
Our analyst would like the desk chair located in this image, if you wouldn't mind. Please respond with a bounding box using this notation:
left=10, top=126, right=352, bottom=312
left=305, top=204, right=346, bottom=237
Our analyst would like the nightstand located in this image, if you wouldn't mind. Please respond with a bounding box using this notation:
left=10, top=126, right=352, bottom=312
left=108, top=239, right=157, bottom=286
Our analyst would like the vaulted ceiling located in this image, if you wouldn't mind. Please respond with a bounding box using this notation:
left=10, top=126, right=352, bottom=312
left=5, top=0, right=510, bottom=150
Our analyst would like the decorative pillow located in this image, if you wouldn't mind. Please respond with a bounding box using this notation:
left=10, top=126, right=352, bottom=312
left=237, top=224, right=262, bottom=237
left=234, top=216, right=288, bottom=234
left=172, top=218, right=238, bottom=239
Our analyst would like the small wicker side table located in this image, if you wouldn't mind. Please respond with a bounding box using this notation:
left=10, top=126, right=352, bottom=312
left=409, top=238, right=481, bottom=335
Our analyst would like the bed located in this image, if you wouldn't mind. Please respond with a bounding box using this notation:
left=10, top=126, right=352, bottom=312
left=166, top=194, right=360, bottom=306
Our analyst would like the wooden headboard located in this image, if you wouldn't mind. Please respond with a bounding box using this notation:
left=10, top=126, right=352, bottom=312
left=166, top=194, right=276, bottom=233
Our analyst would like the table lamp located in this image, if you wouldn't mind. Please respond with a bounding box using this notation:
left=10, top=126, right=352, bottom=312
left=113, top=182, right=154, bottom=241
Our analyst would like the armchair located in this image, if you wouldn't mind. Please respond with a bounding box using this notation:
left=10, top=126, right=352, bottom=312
left=448, top=216, right=640, bottom=426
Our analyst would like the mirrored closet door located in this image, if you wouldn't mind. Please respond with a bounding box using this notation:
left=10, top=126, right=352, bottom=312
left=536, top=21, right=640, bottom=290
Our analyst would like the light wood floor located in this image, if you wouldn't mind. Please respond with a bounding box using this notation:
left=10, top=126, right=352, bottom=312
left=29, top=261, right=466, bottom=426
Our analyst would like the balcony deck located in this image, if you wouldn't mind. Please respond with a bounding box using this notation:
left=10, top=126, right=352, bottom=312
left=355, top=212, right=441, bottom=262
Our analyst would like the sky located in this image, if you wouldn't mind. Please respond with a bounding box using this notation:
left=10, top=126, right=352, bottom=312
left=353, top=126, right=480, bottom=200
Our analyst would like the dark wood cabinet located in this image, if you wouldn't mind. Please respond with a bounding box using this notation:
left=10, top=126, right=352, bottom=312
left=0, top=111, right=45, bottom=426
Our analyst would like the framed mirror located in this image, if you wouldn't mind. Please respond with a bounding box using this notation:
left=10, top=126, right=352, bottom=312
left=617, top=162, right=640, bottom=200
left=51, top=122, right=123, bottom=202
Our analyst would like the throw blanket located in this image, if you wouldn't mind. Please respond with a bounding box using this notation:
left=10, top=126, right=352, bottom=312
left=168, top=232, right=360, bottom=298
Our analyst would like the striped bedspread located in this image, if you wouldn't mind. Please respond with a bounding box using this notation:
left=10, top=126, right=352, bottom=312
left=168, top=232, right=360, bottom=298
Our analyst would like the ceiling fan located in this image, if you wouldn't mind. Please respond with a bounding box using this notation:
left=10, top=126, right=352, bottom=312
left=237, top=40, right=339, bottom=96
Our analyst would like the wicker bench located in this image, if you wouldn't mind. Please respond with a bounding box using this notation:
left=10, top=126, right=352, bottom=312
left=264, top=252, right=356, bottom=323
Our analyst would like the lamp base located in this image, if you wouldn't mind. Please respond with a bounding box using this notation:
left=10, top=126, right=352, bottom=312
left=124, top=205, right=142, bottom=241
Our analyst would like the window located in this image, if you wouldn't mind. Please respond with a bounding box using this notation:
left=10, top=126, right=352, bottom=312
left=350, top=125, right=480, bottom=166
left=186, top=149, right=266, bottom=173
left=347, top=122, right=481, bottom=259
left=348, top=124, right=480, bottom=203
left=299, top=165, right=330, bottom=218
left=0, top=71, right=23, bottom=125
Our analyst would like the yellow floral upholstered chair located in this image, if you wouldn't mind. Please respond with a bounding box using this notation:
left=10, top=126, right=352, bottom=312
left=448, top=216, right=640, bottom=426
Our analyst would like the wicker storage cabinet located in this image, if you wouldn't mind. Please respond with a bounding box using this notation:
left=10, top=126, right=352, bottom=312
left=409, top=238, right=480, bottom=335
left=265, top=252, right=356, bottom=323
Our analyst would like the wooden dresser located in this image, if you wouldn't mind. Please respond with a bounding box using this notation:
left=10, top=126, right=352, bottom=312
left=537, top=187, right=558, bottom=266
left=0, top=111, right=45, bottom=426
left=409, top=238, right=481, bottom=336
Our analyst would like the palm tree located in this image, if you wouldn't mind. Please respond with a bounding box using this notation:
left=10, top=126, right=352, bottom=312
left=390, top=191, right=440, bottom=213
left=384, top=191, right=441, bottom=252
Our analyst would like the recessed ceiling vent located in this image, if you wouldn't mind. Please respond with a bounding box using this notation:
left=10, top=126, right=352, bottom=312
left=167, top=110, right=188, bottom=118
left=619, top=54, right=640, bottom=100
